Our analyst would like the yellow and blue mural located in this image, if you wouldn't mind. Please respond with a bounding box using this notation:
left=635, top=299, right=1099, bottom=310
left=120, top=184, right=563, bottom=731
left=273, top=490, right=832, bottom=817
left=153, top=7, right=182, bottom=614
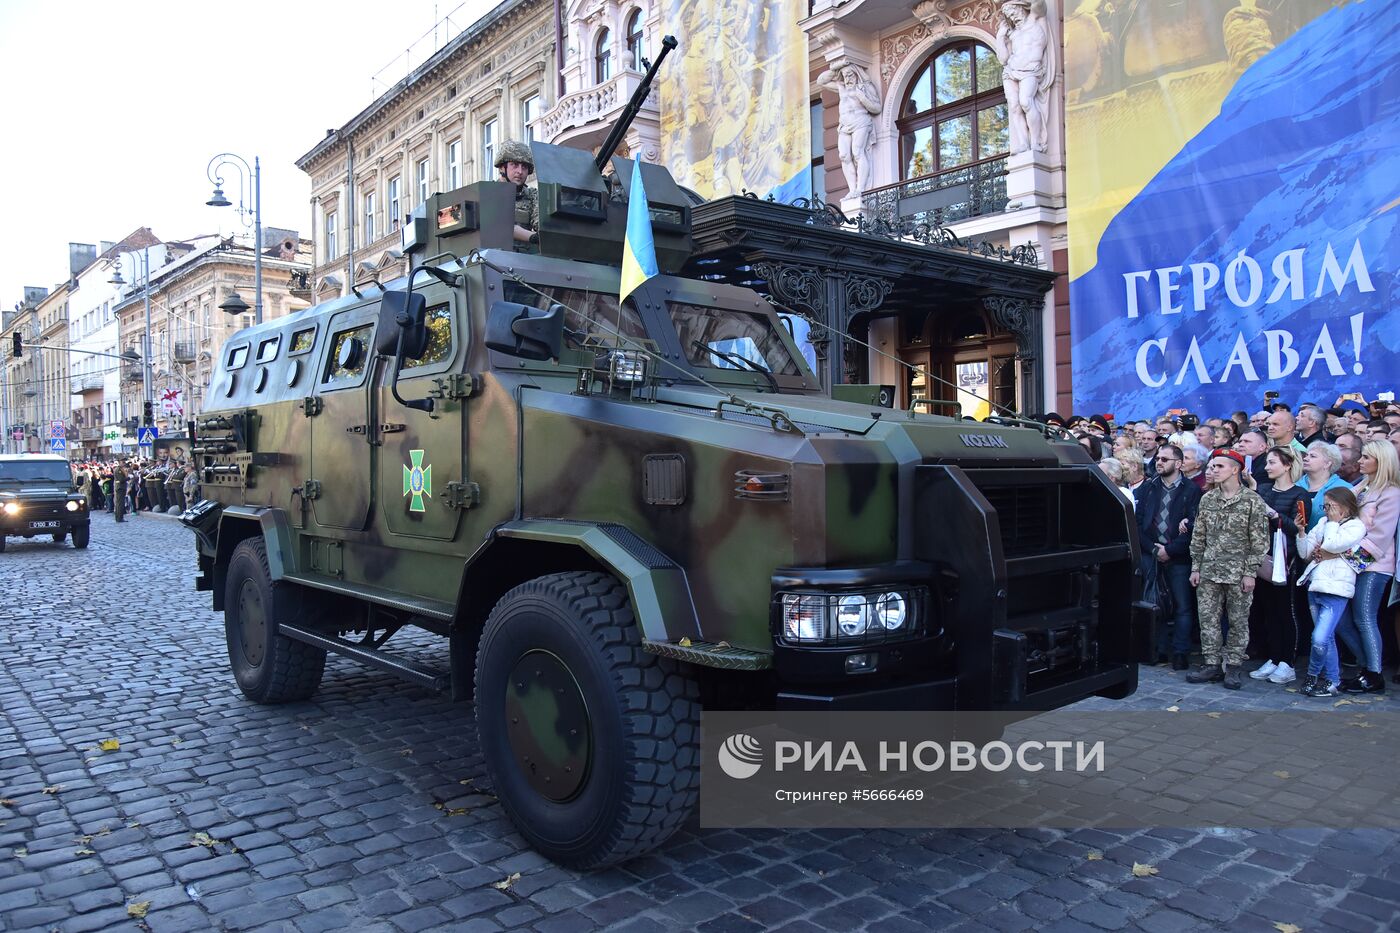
left=657, top=0, right=810, bottom=201
left=1066, top=0, right=1395, bottom=415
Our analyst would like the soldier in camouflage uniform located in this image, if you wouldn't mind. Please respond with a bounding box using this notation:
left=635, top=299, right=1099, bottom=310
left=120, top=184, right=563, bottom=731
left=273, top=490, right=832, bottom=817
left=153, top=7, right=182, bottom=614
left=1187, top=448, right=1271, bottom=689
left=495, top=140, right=539, bottom=253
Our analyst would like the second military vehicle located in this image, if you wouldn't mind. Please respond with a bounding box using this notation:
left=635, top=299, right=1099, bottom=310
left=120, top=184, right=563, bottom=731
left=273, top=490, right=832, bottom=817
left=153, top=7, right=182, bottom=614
left=184, top=53, right=1145, bottom=867
left=0, top=454, right=90, bottom=552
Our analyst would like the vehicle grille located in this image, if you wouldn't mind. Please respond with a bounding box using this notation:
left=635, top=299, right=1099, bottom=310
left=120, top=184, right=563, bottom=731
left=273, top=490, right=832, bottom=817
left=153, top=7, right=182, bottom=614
left=978, top=484, right=1053, bottom=555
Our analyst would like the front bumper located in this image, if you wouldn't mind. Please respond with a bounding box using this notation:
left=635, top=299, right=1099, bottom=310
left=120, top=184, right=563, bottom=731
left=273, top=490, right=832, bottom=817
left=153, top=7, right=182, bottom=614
left=770, top=463, right=1149, bottom=713
left=0, top=500, right=90, bottom=536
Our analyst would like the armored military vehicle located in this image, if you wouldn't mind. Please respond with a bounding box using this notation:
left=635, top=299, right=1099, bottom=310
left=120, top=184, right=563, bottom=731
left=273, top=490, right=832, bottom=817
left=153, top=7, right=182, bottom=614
left=184, top=51, right=1145, bottom=868
left=0, top=454, right=90, bottom=551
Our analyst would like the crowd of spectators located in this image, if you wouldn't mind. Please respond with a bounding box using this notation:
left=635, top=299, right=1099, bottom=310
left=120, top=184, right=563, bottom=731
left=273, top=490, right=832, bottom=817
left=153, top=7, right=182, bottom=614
left=71, top=456, right=200, bottom=517
left=1046, top=398, right=1400, bottom=696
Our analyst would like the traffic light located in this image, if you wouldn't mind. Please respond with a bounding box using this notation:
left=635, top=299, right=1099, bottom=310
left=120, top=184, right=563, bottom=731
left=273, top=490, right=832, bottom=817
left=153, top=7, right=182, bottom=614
left=10, top=332, right=20, bottom=358
left=142, top=401, right=154, bottom=426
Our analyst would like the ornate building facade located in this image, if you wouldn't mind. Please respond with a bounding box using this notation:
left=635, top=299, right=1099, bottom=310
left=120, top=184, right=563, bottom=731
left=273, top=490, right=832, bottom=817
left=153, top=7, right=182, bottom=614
left=802, top=0, right=1070, bottom=415
left=296, top=0, right=554, bottom=301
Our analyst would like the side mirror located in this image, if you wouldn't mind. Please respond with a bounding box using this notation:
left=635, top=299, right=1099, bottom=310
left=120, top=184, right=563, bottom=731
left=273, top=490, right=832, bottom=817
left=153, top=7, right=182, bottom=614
left=485, top=301, right=565, bottom=361
left=375, top=290, right=429, bottom=358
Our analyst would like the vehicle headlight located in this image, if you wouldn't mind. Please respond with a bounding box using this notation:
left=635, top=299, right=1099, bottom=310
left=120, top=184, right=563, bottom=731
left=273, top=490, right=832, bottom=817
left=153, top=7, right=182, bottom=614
left=836, top=595, right=869, bottom=636
left=66, top=500, right=82, bottom=512
left=2, top=502, right=18, bottom=515
left=875, top=592, right=907, bottom=630
left=777, top=587, right=926, bottom=645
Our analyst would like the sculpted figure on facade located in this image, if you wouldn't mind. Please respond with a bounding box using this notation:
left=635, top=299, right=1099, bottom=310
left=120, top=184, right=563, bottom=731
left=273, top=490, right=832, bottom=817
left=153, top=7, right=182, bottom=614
left=994, top=0, right=1056, bottom=154
left=816, top=63, right=881, bottom=197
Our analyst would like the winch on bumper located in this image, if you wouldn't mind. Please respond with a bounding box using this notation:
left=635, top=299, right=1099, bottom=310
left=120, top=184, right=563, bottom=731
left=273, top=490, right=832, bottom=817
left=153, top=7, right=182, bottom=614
left=771, top=464, right=1150, bottom=711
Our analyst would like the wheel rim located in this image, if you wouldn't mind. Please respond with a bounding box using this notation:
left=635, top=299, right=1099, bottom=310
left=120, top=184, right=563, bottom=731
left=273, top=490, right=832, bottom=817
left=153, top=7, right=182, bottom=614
left=505, top=650, right=591, bottom=802
left=237, top=579, right=268, bottom=667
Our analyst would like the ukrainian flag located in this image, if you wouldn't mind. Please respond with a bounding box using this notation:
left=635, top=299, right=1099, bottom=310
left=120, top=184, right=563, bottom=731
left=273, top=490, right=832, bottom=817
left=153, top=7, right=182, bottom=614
left=619, top=155, right=659, bottom=304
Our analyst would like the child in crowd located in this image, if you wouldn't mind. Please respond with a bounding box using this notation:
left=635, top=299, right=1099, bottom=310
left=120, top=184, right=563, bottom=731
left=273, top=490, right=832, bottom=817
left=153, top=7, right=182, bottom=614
left=1295, top=487, right=1367, bottom=697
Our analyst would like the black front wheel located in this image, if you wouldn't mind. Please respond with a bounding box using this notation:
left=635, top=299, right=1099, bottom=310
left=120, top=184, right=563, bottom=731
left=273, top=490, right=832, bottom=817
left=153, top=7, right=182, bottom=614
left=475, top=571, right=700, bottom=869
left=51, top=531, right=66, bottom=544
left=224, top=538, right=326, bottom=703
left=70, top=525, right=89, bottom=549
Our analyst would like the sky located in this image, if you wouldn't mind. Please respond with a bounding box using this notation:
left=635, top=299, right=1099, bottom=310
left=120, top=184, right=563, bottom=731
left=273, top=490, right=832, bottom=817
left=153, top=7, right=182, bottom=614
left=0, top=0, right=500, bottom=309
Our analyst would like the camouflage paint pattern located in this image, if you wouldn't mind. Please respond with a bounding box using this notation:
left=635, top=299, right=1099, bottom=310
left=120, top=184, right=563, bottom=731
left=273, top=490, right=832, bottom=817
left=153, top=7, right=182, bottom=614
left=192, top=168, right=1118, bottom=676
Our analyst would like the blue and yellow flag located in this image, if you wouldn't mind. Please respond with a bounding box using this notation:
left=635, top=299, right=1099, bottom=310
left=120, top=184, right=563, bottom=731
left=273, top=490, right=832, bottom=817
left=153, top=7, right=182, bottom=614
left=619, top=155, right=659, bottom=304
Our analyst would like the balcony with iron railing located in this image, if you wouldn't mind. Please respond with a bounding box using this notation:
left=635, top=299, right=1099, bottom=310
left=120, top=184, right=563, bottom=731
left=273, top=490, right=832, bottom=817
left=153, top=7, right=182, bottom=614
left=861, top=156, right=1009, bottom=229
left=71, top=372, right=104, bottom=393
left=537, top=69, right=657, bottom=147
left=173, top=341, right=197, bottom=363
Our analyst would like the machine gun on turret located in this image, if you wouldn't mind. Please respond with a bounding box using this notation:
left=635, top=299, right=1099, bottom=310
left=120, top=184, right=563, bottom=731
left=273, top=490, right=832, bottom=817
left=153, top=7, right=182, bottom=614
left=594, top=34, right=677, bottom=172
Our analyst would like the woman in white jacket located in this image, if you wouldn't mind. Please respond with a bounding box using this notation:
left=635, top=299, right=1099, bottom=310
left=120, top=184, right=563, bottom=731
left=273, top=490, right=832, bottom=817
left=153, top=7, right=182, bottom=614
left=1295, top=487, right=1367, bottom=697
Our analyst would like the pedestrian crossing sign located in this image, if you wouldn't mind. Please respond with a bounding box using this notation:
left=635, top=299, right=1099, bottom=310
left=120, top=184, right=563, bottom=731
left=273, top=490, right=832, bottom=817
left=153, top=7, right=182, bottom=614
left=50, top=437, right=66, bottom=452
left=137, top=427, right=158, bottom=447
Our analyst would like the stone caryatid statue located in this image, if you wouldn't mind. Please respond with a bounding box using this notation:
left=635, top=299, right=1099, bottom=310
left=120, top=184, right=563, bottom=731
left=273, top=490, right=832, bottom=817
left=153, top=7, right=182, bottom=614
left=994, top=0, right=1056, bottom=154
left=816, top=63, right=881, bottom=197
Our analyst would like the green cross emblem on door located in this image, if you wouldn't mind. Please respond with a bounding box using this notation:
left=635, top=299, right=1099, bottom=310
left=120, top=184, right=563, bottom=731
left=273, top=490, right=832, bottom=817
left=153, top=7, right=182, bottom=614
left=403, top=449, right=432, bottom=513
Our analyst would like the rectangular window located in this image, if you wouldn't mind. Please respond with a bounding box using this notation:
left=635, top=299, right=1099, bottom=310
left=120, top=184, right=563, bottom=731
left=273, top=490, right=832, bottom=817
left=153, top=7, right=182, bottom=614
left=325, top=211, right=338, bottom=261
left=388, top=175, right=402, bottom=232
left=290, top=327, right=317, bottom=355
left=363, top=192, right=376, bottom=243
left=521, top=95, right=541, bottom=142
left=416, top=158, right=430, bottom=205
left=447, top=139, right=461, bottom=189
left=256, top=336, right=280, bottom=363
left=481, top=120, right=496, bottom=181
left=404, top=304, right=453, bottom=370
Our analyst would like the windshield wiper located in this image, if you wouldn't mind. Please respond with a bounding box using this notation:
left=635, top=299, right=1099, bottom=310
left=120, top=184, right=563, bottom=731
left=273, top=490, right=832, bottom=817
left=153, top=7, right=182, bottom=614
left=691, top=341, right=779, bottom=392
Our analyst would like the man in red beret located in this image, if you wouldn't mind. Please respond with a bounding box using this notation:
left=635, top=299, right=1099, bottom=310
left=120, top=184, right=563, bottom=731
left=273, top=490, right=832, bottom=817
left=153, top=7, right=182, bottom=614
left=1186, top=448, right=1271, bottom=689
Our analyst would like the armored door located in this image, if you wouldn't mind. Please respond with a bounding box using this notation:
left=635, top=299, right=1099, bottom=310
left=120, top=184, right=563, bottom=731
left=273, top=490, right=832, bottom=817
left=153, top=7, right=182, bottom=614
left=376, top=290, right=466, bottom=541
left=309, top=307, right=378, bottom=530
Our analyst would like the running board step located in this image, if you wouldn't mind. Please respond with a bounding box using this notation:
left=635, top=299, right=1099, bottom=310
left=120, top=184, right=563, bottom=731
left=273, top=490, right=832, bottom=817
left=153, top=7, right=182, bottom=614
left=280, top=623, right=450, bottom=692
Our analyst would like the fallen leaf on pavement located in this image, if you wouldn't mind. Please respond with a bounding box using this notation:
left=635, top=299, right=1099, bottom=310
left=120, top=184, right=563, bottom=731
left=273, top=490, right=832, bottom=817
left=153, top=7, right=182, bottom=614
left=492, top=871, right=522, bottom=891
left=41, top=786, right=61, bottom=795
left=1131, top=862, right=1158, bottom=878
left=99, top=739, right=121, bottom=751
left=190, top=832, right=222, bottom=848
left=678, top=637, right=693, bottom=647
left=1272, top=923, right=1302, bottom=933
left=127, top=901, right=151, bottom=919
left=1347, top=721, right=1373, bottom=728
left=12, top=847, right=27, bottom=858
left=0, top=799, right=15, bottom=807
left=1206, top=712, right=1222, bottom=719
left=1086, top=851, right=1103, bottom=860
left=1333, top=699, right=1352, bottom=707
left=1273, top=771, right=1291, bottom=779
left=1165, top=706, right=1180, bottom=712
left=74, top=847, right=96, bottom=856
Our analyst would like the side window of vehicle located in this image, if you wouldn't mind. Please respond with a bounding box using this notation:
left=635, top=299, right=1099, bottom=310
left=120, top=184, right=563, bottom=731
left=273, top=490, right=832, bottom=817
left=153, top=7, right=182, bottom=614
left=289, top=327, right=316, bottom=355
left=227, top=345, right=249, bottom=370
left=403, top=303, right=453, bottom=371
left=256, top=335, right=280, bottom=363
left=323, top=323, right=374, bottom=386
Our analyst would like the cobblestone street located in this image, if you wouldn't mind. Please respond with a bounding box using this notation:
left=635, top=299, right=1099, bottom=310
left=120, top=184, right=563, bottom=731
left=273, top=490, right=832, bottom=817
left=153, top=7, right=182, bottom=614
left=2, top=511, right=1397, bottom=933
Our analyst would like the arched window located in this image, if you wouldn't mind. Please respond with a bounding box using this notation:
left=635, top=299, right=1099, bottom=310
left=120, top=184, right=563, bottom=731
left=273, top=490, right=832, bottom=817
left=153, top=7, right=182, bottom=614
left=898, top=41, right=1007, bottom=179
left=625, top=10, right=644, bottom=68
left=595, top=29, right=612, bottom=83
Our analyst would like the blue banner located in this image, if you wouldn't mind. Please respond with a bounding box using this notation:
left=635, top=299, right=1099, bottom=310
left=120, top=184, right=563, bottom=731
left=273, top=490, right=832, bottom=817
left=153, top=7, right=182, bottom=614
left=1067, top=1, right=1398, bottom=417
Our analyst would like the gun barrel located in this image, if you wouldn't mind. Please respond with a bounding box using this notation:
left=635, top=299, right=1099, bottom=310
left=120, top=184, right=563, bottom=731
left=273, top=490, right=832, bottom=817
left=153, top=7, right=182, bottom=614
left=594, top=35, right=678, bottom=173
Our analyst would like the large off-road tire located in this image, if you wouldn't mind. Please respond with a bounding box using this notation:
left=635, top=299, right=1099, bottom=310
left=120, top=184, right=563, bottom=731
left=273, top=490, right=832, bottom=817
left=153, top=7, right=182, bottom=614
left=51, top=530, right=67, bottom=544
left=0, top=536, right=6, bottom=553
left=70, top=525, right=89, bottom=549
left=224, top=538, right=326, bottom=703
left=475, top=571, right=700, bottom=869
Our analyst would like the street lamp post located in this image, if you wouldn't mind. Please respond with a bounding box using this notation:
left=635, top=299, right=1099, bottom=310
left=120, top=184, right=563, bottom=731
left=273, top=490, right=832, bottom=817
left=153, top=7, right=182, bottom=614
left=108, top=246, right=155, bottom=438
left=205, top=152, right=263, bottom=325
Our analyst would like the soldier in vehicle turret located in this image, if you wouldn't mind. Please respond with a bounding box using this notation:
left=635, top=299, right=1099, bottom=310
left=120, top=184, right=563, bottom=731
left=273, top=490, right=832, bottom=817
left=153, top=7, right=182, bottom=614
left=494, top=140, right=539, bottom=252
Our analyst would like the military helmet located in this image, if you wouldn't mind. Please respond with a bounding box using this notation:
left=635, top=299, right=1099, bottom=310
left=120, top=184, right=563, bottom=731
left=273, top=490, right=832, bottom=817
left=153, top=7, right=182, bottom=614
left=494, top=140, right=534, bottom=171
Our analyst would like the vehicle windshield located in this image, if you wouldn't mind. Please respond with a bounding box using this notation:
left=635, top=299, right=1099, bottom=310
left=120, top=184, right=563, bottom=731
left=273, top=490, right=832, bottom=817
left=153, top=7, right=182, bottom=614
left=0, top=461, right=73, bottom=484
left=504, top=282, right=648, bottom=347
left=670, top=303, right=802, bottom=377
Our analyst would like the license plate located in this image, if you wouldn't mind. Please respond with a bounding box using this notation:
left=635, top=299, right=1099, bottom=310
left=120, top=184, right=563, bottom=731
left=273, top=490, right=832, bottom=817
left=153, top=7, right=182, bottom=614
left=28, top=521, right=59, bottom=529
